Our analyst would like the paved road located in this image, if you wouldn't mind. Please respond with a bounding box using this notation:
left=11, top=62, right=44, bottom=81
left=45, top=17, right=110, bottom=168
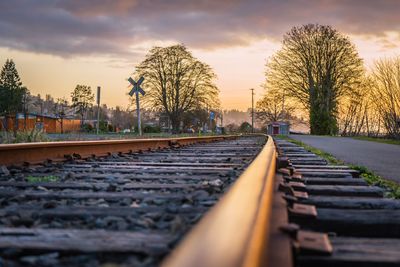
left=289, top=135, right=400, bottom=183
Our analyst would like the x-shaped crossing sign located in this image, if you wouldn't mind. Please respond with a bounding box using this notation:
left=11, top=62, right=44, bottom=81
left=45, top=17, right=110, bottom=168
left=127, top=76, right=145, bottom=136
left=128, top=76, right=145, bottom=96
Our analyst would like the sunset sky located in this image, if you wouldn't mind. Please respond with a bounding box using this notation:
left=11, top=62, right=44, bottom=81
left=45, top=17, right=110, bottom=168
left=0, top=0, right=399, bottom=111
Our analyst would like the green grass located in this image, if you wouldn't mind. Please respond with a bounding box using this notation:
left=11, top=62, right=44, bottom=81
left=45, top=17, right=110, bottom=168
left=276, top=135, right=342, bottom=165
left=26, top=175, right=59, bottom=183
left=1, top=129, right=49, bottom=144
left=350, top=165, right=400, bottom=198
left=276, top=135, right=400, bottom=198
left=352, top=136, right=400, bottom=146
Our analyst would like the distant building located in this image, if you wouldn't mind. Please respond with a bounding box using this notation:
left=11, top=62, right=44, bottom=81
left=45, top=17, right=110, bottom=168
left=267, top=121, right=290, bottom=135
left=0, top=113, right=81, bottom=133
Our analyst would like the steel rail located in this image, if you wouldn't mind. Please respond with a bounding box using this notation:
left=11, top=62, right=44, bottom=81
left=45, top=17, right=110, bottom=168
left=162, top=134, right=277, bottom=267
left=0, top=135, right=239, bottom=166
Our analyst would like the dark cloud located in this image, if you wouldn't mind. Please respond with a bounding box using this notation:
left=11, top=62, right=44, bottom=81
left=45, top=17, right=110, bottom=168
left=0, top=0, right=399, bottom=58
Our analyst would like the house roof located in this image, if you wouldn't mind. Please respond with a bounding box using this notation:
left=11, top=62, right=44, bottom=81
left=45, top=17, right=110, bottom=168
left=13, top=113, right=76, bottom=120
left=268, top=121, right=289, bottom=126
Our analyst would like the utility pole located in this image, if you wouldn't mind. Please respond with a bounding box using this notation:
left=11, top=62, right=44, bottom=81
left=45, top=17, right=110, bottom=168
left=250, top=88, right=255, bottom=133
left=135, top=88, right=141, bottom=135
left=205, top=104, right=209, bottom=132
left=96, top=86, right=101, bottom=134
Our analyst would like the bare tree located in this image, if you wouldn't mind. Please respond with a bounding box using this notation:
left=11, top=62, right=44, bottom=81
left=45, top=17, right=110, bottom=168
left=266, top=24, right=364, bottom=135
left=111, top=106, right=135, bottom=131
left=256, top=88, right=294, bottom=124
left=21, top=88, right=33, bottom=130
left=371, top=57, right=400, bottom=139
left=135, top=44, right=219, bottom=132
left=53, top=98, right=68, bottom=134
left=338, top=77, right=381, bottom=137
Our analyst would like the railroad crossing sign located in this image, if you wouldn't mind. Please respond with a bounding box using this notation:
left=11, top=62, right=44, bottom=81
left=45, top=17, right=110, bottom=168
left=128, top=76, right=145, bottom=136
left=128, top=76, right=145, bottom=97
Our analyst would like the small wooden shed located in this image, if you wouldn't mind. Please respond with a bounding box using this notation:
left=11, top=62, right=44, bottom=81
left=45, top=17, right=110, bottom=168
left=267, top=121, right=290, bottom=135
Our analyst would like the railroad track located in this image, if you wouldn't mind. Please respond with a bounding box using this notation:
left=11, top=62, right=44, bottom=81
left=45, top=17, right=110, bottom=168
left=0, top=135, right=265, bottom=266
left=274, top=138, right=400, bottom=267
left=0, top=135, right=399, bottom=267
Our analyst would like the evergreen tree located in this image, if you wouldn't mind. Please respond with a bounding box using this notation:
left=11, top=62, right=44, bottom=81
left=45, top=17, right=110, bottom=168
left=0, top=59, right=22, bottom=90
left=0, top=59, right=27, bottom=132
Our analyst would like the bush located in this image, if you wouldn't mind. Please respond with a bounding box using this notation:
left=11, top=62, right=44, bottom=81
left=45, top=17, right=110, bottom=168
left=99, top=120, right=109, bottom=132
left=143, top=125, right=161, bottom=133
left=225, top=123, right=239, bottom=133
left=239, top=122, right=252, bottom=133
left=82, top=123, right=94, bottom=132
left=1, top=129, right=49, bottom=143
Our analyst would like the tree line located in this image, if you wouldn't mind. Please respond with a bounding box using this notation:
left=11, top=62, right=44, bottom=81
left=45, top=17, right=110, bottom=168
left=0, top=60, right=155, bottom=133
left=257, top=24, right=400, bottom=139
left=0, top=44, right=221, bottom=134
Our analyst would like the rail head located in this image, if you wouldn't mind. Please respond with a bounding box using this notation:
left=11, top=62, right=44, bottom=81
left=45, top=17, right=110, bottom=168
left=162, top=135, right=276, bottom=267
left=0, top=135, right=240, bottom=166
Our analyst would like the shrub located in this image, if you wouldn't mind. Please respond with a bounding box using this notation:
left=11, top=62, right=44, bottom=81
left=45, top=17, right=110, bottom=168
left=82, top=123, right=94, bottom=132
left=1, top=129, right=49, bottom=143
left=99, top=120, right=109, bottom=132
left=143, top=125, right=161, bottom=133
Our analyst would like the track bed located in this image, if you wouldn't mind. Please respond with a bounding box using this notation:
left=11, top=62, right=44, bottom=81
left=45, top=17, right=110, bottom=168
left=275, top=138, right=400, bottom=267
left=0, top=136, right=264, bottom=267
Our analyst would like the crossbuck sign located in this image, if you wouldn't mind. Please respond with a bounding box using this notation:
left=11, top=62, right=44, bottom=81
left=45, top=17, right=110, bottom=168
left=128, top=76, right=145, bottom=136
